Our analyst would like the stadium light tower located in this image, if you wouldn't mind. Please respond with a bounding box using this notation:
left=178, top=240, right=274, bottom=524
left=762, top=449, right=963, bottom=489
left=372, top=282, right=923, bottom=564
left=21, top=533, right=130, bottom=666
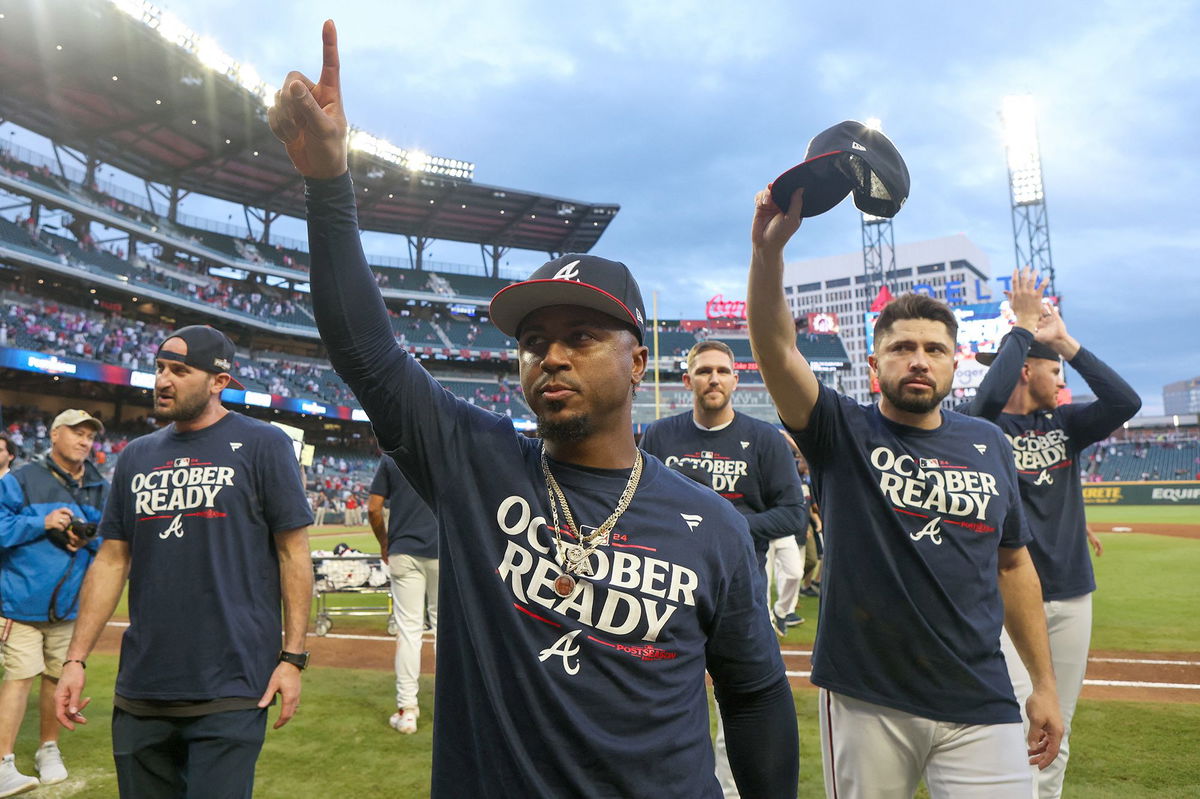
left=861, top=117, right=897, bottom=307
left=1001, top=95, right=1056, bottom=297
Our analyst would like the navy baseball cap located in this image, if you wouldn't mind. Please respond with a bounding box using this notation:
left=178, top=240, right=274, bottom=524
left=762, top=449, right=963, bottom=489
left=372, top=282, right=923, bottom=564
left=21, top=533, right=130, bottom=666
left=157, top=325, right=246, bottom=389
left=489, top=254, right=647, bottom=343
left=771, top=120, right=910, bottom=218
left=976, top=332, right=1060, bottom=366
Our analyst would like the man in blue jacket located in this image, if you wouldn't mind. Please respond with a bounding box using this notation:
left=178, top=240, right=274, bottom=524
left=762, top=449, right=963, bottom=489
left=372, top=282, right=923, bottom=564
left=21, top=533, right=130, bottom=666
left=0, top=409, right=107, bottom=794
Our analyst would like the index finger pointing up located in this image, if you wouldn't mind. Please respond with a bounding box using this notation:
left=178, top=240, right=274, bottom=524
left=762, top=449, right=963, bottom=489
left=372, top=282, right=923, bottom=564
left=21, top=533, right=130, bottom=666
left=320, top=19, right=340, bottom=92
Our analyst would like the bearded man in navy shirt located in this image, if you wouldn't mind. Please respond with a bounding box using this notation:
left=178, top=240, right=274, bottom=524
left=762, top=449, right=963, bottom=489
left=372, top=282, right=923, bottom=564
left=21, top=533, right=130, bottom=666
left=266, top=21, right=798, bottom=798
left=747, top=184, right=1063, bottom=799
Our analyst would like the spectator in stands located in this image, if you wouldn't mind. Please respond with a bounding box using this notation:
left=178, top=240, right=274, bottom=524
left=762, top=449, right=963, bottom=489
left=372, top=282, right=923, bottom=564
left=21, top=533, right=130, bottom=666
left=368, top=458, right=439, bottom=734
left=0, top=410, right=108, bottom=792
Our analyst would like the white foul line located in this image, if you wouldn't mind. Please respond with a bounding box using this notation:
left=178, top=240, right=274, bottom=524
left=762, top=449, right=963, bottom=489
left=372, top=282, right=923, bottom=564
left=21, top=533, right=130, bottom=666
left=1088, top=657, right=1200, bottom=667
left=1084, top=679, right=1200, bottom=690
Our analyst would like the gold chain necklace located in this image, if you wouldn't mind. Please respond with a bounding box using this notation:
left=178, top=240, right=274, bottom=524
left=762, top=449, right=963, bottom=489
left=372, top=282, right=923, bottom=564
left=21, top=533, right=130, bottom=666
left=540, top=448, right=643, bottom=597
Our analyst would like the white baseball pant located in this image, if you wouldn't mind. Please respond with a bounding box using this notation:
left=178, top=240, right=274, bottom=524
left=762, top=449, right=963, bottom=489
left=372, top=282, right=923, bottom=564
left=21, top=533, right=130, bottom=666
left=389, top=554, right=439, bottom=709
left=819, top=688, right=1032, bottom=798
left=1000, top=592, right=1092, bottom=799
left=767, top=535, right=804, bottom=619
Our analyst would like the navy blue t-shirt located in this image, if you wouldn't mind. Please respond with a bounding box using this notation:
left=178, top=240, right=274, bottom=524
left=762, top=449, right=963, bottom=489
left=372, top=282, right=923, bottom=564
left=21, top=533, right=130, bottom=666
left=792, top=385, right=1031, bottom=724
left=965, top=329, right=1142, bottom=599
left=305, top=174, right=791, bottom=798
left=640, top=411, right=806, bottom=567
left=369, top=456, right=438, bottom=559
left=99, top=412, right=313, bottom=702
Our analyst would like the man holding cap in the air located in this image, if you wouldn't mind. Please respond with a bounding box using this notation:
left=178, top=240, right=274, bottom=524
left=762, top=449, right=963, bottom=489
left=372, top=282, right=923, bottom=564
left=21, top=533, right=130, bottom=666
left=0, top=409, right=107, bottom=793
left=55, top=325, right=313, bottom=799
left=267, top=20, right=797, bottom=798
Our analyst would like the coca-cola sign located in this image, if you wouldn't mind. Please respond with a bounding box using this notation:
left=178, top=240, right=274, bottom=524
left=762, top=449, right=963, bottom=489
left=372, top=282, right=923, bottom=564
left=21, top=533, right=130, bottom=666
left=705, top=294, right=746, bottom=320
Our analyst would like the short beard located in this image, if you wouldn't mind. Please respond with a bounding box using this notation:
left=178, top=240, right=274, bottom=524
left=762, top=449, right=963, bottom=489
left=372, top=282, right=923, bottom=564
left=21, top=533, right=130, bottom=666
left=880, top=382, right=949, bottom=415
left=155, top=388, right=210, bottom=422
left=538, top=413, right=592, bottom=444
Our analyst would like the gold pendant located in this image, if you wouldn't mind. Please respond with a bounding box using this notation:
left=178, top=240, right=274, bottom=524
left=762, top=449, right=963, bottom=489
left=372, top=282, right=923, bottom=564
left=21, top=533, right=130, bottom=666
left=553, top=573, right=576, bottom=597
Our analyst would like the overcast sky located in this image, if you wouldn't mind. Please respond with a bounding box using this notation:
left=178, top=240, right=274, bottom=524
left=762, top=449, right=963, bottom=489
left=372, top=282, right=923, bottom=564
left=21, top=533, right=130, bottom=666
left=27, top=1, right=1200, bottom=414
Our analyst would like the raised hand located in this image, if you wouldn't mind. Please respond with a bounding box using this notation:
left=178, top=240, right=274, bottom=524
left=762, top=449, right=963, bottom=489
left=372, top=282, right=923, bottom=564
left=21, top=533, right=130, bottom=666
left=268, top=20, right=348, bottom=179
left=1005, top=267, right=1049, bottom=332
left=751, top=187, right=803, bottom=255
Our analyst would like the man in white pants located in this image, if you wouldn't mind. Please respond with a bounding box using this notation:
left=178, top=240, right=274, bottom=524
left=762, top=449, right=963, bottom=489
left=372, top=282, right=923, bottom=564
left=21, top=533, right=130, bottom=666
left=767, top=433, right=808, bottom=628
left=747, top=183, right=1063, bottom=798
left=368, top=457, right=439, bottom=735
left=966, top=277, right=1140, bottom=798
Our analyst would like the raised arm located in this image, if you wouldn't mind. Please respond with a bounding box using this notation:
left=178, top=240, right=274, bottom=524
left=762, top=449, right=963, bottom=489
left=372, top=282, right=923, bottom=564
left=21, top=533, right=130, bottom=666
left=269, top=21, right=462, bottom=491
left=745, top=188, right=819, bottom=432
left=1037, top=306, right=1142, bottom=443
left=962, top=267, right=1048, bottom=419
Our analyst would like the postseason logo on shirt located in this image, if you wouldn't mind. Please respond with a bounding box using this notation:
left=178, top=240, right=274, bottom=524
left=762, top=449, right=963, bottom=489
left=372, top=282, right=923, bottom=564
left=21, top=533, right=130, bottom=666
left=1006, top=429, right=1070, bottom=473
left=493, top=494, right=699, bottom=650
left=131, top=460, right=236, bottom=516
left=870, top=446, right=1000, bottom=530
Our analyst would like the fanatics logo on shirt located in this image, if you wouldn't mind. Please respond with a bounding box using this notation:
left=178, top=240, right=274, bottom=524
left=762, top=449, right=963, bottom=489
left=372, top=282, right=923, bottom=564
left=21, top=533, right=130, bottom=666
left=680, top=513, right=703, bottom=531
left=973, top=444, right=988, bottom=454
left=230, top=442, right=243, bottom=451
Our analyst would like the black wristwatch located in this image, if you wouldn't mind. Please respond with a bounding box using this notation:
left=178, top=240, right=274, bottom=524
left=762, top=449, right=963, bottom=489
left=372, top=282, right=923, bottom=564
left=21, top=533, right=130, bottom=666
left=278, top=650, right=309, bottom=670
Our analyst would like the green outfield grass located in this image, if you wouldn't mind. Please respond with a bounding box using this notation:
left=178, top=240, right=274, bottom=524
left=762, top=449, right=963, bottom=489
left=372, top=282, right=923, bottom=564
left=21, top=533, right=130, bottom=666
left=1089, top=531, right=1200, bottom=650
left=10, top=658, right=1199, bottom=798
left=1085, top=504, right=1200, bottom=526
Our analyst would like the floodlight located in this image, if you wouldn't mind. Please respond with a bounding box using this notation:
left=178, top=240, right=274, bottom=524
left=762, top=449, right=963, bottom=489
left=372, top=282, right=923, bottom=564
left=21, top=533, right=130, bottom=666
left=406, top=150, right=429, bottom=172
left=1001, top=94, right=1044, bottom=205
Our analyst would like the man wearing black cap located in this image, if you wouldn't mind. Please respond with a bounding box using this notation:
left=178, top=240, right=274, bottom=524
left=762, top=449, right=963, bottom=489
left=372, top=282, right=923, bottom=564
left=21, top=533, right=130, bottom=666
left=965, top=287, right=1141, bottom=799
left=54, top=326, right=314, bottom=798
left=267, top=21, right=797, bottom=798
left=747, top=185, right=1062, bottom=798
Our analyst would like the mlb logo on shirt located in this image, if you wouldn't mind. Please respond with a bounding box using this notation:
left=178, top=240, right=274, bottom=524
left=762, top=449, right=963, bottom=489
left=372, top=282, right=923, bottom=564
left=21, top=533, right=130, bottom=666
left=919, top=458, right=940, bottom=469
left=174, top=458, right=191, bottom=468
left=702, top=451, right=714, bottom=459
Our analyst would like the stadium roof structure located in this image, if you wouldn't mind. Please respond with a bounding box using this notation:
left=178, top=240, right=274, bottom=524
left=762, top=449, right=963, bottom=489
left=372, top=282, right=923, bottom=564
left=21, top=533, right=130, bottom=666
left=0, top=0, right=619, bottom=256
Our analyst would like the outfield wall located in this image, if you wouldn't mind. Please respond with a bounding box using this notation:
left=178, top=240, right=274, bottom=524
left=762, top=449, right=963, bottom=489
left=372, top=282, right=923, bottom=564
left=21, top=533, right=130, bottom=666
left=1082, top=481, right=1200, bottom=505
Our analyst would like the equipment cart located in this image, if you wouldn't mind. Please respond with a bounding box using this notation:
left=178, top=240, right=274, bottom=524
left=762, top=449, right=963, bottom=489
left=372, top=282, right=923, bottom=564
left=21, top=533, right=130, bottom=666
left=311, top=552, right=397, bottom=636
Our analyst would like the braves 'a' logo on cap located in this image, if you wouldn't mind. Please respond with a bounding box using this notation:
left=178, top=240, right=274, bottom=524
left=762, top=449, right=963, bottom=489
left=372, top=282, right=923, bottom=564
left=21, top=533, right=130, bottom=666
left=551, top=260, right=582, bottom=281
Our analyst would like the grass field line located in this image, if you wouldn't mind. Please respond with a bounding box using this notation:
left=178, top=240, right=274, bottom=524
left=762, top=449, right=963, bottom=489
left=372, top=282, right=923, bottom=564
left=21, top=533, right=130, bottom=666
left=1090, top=657, right=1200, bottom=667
left=1085, top=679, right=1200, bottom=690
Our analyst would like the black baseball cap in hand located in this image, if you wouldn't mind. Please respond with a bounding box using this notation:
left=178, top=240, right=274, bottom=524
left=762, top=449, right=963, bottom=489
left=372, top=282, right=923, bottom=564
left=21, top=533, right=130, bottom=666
left=157, top=325, right=246, bottom=389
left=771, top=120, right=910, bottom=218
left=489, top=254, right=647, bottom=343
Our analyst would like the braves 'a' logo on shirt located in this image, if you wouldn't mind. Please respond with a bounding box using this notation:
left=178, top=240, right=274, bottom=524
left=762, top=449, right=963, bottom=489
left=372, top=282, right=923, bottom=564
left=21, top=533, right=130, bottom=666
left=871, top=446, right=1000, bottom=536
left=661, top=451, right=749, bottom=493
left=1007, top=429, right=1072, bottom=475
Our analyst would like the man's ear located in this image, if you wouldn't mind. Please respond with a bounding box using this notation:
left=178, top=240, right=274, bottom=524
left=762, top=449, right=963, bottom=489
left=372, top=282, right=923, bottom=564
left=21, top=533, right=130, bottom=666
left=211, top=373, right=232, bottom=395
left=631, top=344, right=649, bottom=386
